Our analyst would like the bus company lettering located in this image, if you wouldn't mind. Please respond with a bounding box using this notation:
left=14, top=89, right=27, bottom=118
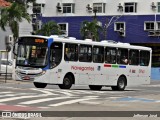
left=71, top=66, right=94, bottom=71
left=139, top=69, right=145, bottom=73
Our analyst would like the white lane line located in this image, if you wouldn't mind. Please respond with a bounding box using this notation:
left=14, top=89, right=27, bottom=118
left=46, top=89, right=74, bottom=96
left=0, top=92, right=13, bottom=94
left=49, top=97, right=98, bottom=107
left=20, top=96, right=72, bottom=105
left=30, top=88, right=58, bottom=95
left=0, top=94, right=49, bottom=102
left=0, top=93, right=36, bottom=98
left=46, top=89, right=104, bottom=96
left=79, top=101, right=100, bottom=105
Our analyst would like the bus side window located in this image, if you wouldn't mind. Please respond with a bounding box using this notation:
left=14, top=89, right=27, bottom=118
left=93, top=46, right=104, bottom=63
left=117, top=48, right=128, bottom=65
left=105, top=47, right=116, bottom=64
left=140, top=51, right=150, bottom=66
left=50, top=42, right=62, bottom=68
left=79, top=45, right=92, bottom=62
left=64, top=43, right=78, bottom=61
left=129, top=50, right=139, bottom=65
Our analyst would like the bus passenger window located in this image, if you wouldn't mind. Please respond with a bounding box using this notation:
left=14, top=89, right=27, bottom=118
left=105, top=47, right=116, bottom=64
left=79, top=45, right=92, bottom=62
left=64, top=43, right=78, bottom=61
left=117, top=48, right=128, bottom=65
left=140, top=51, right=150, bottom=66
left=50, top=42, right=62, bottom=68
left=93, top=46, right=104, bottom=63
left=129, top=50, right=139, bottom=65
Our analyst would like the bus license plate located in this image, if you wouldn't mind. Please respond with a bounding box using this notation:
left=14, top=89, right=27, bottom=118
left=23, top=76, right=30, bottom=80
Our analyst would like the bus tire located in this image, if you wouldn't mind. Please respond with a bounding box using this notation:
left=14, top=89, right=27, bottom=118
left=111, top=76, right=126, bottom=91
left=89, top=85, right=102, bottom=90
left=58, top=75, right=73, bottom=89
left=33, top=82, right=47, bottom=88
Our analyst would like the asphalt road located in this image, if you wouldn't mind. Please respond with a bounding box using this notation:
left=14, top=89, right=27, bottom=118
left=0, top=80, right=160, bottom=120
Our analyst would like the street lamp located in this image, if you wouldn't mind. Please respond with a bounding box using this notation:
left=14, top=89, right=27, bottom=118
left=104, top=15, right=121, bottom=40
left=93, top=8, right=98, bottom=20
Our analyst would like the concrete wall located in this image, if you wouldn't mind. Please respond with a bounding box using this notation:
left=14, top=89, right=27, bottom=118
left=42, top=0, right=160, bottom=17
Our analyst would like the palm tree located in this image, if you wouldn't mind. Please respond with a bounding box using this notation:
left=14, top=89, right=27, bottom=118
left=0, top=1, right=33, bottom=42
left=35, top=21, right=61, bottom=36
left=80, top=20, right=103, bottom=41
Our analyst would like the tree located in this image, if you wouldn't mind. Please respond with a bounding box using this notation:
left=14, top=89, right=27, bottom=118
left=6, top=0, right=36, bottom=5
left=80, top=20, right=103, bottom=41
left=35, top=21, right=61, bottom=36
left=0, top=1, right=34, bottom=42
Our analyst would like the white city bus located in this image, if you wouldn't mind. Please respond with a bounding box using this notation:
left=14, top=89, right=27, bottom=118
left=15, top=35, right=152, bottom=90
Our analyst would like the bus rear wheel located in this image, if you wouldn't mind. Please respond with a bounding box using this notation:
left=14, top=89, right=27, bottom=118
left=89, top=85, right=102, bottom=90
left=58, top=75, right=73, bottom=89
left=34, top=82, right=47, bottom=88
left=111, top=76, right=126, bottom=91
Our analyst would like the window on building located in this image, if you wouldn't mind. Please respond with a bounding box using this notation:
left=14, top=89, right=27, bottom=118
left=58, top=23, right=68, bottom=37
left=33, top=3, right=42, bottom=14
left=62, top=3, right=75, bottom=13
left=114, top=22, right=125, bottom=31
left=79, top=45, right=92, bottom=62
left=114, top=22, right=126, bottom=37
left=93, top=46, right=104, bottom=63
left=158, top=2, right=160, bottom=12
left=93, top=3, right=106, bottom=13
left=124, top=2, right=137, bottom=13
left=144, top=22, right=155, bottom=30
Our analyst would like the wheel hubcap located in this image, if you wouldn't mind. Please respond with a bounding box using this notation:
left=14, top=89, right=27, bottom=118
left=119, top=80, right=124, bottom=88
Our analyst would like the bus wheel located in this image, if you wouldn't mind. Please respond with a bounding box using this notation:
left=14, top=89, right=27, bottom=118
left=89, top=85, right=102, bottom=90
left=33, top=82, right=47, bottom=88
left=111, top=76, right=126, bottom=91
left=58, top=76, right=73, bottom=89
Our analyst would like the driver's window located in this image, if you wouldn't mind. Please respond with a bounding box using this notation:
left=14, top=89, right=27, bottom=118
left=50, top=42, right=63, bottom=68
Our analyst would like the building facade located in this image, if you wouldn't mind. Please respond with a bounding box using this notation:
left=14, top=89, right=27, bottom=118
left=35, top=0, right=160, bottom=42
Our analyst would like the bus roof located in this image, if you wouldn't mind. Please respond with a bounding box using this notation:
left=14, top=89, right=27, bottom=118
left=51, top=36, right=152, bottom=51
left=19, top=35, right=152, bottom=51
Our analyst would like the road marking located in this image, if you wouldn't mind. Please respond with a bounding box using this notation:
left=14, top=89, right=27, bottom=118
left=79, top=101, right=100, bottom=105
left=0, top=94, right=50, bottom=102
left=49, top=97, right=98, bottom=107
left=20, top=96, right=72, bottom=105
left=46, top=89, right=74, bottom=96
left=0, top=92, right=13, bottom=94
left=30, top=88, right=58, bottom=95
left=0, top=93, right=36, bottom=98
left=114, top=97, right=157, bottom=102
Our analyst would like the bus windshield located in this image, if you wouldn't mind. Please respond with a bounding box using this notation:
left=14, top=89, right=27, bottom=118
left=16, top=44, right=48, bottom=67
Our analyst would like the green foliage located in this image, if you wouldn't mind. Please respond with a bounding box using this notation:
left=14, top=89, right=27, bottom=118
left=35, top=21, right=61, bottom=36
left=80, top=20, right=103, bottom=41
left=0, top=1, right=33, bottom=41
left=6, top=0, right=36, bottom=4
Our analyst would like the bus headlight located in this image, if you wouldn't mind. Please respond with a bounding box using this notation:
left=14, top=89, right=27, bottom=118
left=41, top=70, right=46, bottom=75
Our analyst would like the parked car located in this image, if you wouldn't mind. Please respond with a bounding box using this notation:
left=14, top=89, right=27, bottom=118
left=0, top=59, right=13, bottom=73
